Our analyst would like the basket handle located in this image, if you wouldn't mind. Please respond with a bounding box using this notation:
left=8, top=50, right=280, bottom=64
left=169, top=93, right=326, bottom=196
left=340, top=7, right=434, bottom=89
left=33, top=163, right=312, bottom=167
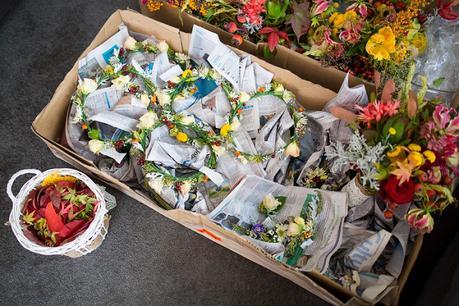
left=7, top=169, right=42, bottom=202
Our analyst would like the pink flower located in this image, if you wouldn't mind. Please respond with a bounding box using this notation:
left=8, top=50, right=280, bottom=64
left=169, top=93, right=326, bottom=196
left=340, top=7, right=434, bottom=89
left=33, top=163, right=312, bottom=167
left=420, top=105, right=459, bottom=157
left=406, top=208, right=434, bottom=233
left=358, top=4, right=368, bottom=17
left=356, top=100, right=399, bottom=127
left=241, top=0, right=266, bottom=26
left=339, top=28, right=361, bottom=44
left=381, top=100, right=400, bottom=116
left=313, top=0, right=330, bottom=15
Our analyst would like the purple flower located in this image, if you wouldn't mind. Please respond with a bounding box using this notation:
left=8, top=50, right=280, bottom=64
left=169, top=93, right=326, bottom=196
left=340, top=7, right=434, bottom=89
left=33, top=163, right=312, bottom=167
left=252, top=223, right=265, bottom=236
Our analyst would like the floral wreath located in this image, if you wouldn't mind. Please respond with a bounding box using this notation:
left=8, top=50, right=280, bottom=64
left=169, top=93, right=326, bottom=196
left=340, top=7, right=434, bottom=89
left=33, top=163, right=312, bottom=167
left=72, top=35, right=310, bottom=196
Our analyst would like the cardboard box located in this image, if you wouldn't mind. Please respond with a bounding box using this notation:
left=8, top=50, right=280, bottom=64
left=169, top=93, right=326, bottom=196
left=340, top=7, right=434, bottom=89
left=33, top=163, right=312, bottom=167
left=139, top=4, right=375, bottom=94
left=32, top=9, right=422, bottom=306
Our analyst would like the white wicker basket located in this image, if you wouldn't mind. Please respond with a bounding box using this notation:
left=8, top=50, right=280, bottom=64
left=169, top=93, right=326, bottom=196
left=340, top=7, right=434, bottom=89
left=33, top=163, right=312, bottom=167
left=7, top=168, right=110, bottom=257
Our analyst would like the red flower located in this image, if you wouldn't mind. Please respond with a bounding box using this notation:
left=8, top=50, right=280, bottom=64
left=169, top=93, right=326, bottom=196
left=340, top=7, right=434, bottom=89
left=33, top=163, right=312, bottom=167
left=436, top=0, right=459, bottom=20
left=232, top=34, right=243, bottom=46
left=380, top=175, right=415, bottom=204
left=259, top=27, right=290, bottom=52
left=224, top=22, right=238, bottom=33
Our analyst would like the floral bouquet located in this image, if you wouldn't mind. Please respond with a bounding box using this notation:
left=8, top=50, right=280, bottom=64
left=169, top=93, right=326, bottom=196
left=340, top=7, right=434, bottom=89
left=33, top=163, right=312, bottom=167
left=327, top=67, right=458, bottom=233
left=306, top=0, right=434, bottom=83
left=21, top=173, right=100, bottom=247
left=141, top=0, right=456, bottom=84
left=233, top=192, right=318, bottom=266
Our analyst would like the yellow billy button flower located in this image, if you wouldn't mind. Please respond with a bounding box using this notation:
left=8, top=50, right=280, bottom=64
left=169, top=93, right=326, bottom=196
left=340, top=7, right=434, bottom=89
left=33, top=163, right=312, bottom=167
left=423, top=150, right=436, bottom=163
left=408, top=151, right=425, bottom=167
left=176, top=132, right=188, bottom=143
left=181, top=69, right=192, bottom=78
left=387, top=146, right=403, bottom=158
left=220, top=123, right=232, bottom=137
left=388, top=127, right=396, bottom=135
left=408, top=143, right=421, bottom=152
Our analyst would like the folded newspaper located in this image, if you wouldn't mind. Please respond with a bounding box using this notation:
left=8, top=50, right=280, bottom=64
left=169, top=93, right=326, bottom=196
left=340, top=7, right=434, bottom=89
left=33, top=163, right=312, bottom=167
left=65, top=23, right=418, bottom=304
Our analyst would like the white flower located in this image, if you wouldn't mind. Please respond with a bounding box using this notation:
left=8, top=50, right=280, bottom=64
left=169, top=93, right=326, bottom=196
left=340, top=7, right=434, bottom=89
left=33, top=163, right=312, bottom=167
left=287, top=222, right=302, bottom=237
left=137, top=111, right=158, bottom=129
left=230, top=117, right=241, bottom=131
left=179, top=114, right=195, bottom=125
left=197, top=66, right=209, bottom=76
left=262, top=194, right=281, bottom=212
left=112, top=75, right=130, bottom=90
left=176, top=53, right=190, bottom=63
left=285, top=141, right=300, bottom=157
left=273, top=83, right=284, bottom=93
left=212, top=145, right=226, bottom=156
left=156, top=91, right=171, bottom=106
left=78, top=78, right=98, bottom=94
left=123, top=36, right=137, bottom=50
left=179, top=181, right=192, bottom=196
left=282, top=89, right=295, bottom=102
left=72, top=107, right=83, bottom=124
left=294, top=216, right=305, bottom=226
left=157, top=40, right=169, bottom=53
left=239, top=92, right=251, bottom=103
left=140, top=93, right=150, bottom=107
left=88, top=139, right=105, bottom=154
left=148, top=176, right=164, bottom=195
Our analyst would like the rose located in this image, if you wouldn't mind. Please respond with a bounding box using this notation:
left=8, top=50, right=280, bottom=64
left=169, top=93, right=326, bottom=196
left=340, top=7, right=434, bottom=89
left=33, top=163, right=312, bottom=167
left=157, top=40, right=169, bottom=53
left=179, top=114, right=195, bottom=125
left=380, top=175, right=415, bottom=204
left=156, top=91, right=171, bottom=106
left=123, top=36, right=137, bottom=50
left=88, top=139, right=105, bottom=154
left=137, top=111, right=158, bottom=129
left=78, top=78, right=98, bottom=94
left=262, top=194, right=281, bottom=212
left=285, top=141, right=300, bottom=157
left=287, top=222, right=301, bottom=236
left=112, top=75, right=130, bottom=90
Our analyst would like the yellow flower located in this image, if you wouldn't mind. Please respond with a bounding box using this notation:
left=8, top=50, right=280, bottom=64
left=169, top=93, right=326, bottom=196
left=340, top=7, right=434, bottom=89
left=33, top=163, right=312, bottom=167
left=176, top=132, right=188, bottom=143
left=344, top=10, right=357, bottom=21
left=388, top=127, right=396, bottom=135
left=333, top=14, right=345, bottom=28
left=387, top=146, right=403, bottom=158
left=411, top=32, right=427, bottom=54
left=220, top=123, right=232, bottom=137
left=408, top=143, right=421, bottom=152
left=365, top=27, right=396, bottom=61
left=408, top=151, right=425, bottom=167
left=41, top=173, right=77, bottom=187
left=423, top=150, right=436, bottom=163
left=181, top=69, right=192, bottom=78
left=329, top=12, right=339, bottom=23
left=104, top=66, right=114, bottom=75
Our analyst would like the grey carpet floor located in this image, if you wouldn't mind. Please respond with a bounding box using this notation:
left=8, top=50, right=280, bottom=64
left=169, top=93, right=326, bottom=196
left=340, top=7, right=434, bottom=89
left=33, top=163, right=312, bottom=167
left=0, top=1, right=457, bottom=305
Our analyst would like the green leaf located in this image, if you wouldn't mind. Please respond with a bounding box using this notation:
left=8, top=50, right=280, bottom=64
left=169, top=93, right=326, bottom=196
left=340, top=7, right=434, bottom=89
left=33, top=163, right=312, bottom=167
left=432, top=77, right=445, bottom=88
left=88, top=128, right=101, bottom=140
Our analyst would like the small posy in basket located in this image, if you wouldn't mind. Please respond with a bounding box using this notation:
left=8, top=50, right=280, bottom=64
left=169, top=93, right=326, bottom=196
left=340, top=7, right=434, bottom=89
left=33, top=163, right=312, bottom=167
left=7, top=168, right=115, bottom=257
